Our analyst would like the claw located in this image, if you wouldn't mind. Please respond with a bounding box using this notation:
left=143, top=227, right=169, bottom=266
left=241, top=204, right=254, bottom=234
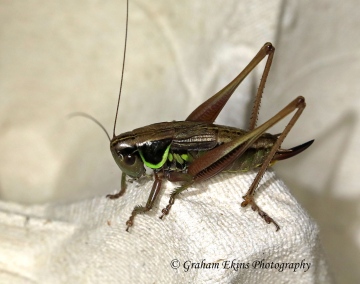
left=106, top=193, right=121, bottom=199
left=159, top=205, right=170, bottom=219
left=125, top=219, right=133, bottom=232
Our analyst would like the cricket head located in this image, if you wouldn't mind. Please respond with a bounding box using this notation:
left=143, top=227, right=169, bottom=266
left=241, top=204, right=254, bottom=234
left=110, top=136, right=145, bottom=178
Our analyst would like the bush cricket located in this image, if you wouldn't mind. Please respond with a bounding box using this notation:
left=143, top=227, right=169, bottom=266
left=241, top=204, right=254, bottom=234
left=87, top=0, right=314, bottom=232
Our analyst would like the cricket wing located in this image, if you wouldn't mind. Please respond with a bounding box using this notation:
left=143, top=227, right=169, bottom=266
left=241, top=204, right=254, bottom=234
left=171, top=123, right=218, bottom=151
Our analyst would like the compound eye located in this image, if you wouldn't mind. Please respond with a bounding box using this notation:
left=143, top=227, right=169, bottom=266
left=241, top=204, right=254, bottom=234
left=124, top=154, right=136, bottom=165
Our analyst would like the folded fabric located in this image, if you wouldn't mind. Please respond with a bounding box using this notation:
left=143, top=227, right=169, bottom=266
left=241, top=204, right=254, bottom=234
left=0, top=170, right=331, bottom=283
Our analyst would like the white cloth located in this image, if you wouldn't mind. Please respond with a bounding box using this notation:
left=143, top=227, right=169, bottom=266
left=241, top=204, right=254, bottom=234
left=0, top=171, right=331, bottom=283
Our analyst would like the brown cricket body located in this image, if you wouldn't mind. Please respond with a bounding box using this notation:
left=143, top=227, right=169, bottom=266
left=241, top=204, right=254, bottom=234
left=108, top=43, right=313, bottom=232
left=106, top=0, right=313, bottom=232
left=111, top=121, right=312, bottom=178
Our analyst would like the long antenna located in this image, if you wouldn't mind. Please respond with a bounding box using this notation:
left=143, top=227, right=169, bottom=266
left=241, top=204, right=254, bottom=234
left=113, top=0, right=129, bottom=138
left=68, top=112, right=111, bottom=141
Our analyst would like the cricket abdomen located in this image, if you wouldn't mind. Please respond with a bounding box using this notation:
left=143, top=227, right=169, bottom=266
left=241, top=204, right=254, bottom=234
left=225, top=147, right=273, bottom=172
left=215, top=125, right=277, bottom=172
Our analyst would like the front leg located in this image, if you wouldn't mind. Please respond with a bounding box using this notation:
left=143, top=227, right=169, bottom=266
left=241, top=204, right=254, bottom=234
left=125, top=172, right=163, bottom=232
left=106, top=172, right=127, bottom=199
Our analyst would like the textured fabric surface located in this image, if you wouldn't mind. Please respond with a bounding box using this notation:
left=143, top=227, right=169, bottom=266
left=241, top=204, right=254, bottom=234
left=0, top=171, right=331, bottom=283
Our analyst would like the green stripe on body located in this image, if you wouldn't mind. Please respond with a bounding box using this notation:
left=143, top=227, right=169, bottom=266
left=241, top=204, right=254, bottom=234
left=138, top=144, right=171, bottom=169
